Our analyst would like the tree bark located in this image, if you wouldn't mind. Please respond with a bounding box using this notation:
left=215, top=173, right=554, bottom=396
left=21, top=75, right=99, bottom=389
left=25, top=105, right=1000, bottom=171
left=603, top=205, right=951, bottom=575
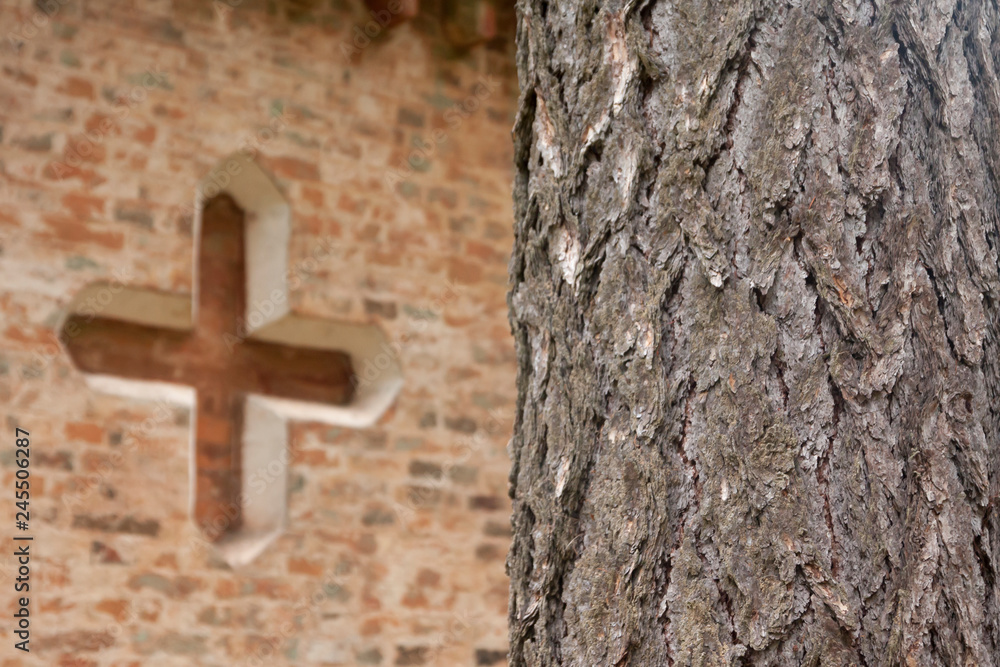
left=506, top=0, right=1000, bottom=665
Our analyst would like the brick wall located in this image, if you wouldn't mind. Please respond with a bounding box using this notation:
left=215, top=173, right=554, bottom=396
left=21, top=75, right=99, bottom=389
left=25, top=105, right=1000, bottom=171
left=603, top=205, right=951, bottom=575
left=0, top=0, right=516, bottom=664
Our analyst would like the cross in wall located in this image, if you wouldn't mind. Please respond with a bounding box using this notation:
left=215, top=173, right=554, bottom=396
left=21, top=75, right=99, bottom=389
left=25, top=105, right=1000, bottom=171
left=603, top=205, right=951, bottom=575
left=59, top=156, right=401, bottom=566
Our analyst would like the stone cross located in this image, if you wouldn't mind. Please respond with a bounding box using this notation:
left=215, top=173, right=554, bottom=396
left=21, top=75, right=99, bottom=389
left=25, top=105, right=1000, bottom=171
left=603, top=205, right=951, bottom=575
left=59, top=155, right=402, bottom=566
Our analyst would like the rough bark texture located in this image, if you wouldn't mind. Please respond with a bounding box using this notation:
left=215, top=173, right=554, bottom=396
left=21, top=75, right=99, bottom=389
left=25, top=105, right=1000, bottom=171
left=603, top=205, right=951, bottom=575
left=506, top=0, right=1000, bottom=664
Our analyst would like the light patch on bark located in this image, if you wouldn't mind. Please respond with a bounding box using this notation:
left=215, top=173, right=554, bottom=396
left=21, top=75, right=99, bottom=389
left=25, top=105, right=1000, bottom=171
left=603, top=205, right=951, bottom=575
left=553, top=225, right=581, bottom=288
left=534, top=92, right=562, bottom=177
left=635, top=320, right=655, bottom=359
left=607, top=11, right=637, bottom=116
left=614, top=150, right=639, bottom=204
left=555, top=457, right=571, bottom=498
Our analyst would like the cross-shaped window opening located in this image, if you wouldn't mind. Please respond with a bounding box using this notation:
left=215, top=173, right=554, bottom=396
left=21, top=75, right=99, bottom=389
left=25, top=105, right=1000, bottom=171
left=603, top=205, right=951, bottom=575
left=62, top=193, right=356, bottom=542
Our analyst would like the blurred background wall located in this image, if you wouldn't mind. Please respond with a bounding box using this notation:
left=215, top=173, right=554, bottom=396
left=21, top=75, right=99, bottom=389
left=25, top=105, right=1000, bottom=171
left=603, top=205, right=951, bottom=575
left=0, top=0, right=517, bottom=663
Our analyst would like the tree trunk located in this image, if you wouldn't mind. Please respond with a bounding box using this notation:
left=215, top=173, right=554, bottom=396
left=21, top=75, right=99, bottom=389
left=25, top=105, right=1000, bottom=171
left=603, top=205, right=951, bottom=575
left=506, top=0, right=1000, bottom=664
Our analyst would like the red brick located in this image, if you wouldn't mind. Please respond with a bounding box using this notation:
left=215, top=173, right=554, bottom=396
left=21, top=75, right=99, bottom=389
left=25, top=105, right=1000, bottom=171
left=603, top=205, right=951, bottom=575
left=95, top=598, right=131, bottom=622
left=62, top=192, right=106, bottom=219
left=66, top=134, right=107, bottom=163
left=66, top=421, right=104, bottom=444
left=58, top=657, right=98, bottom=667
left=196, top=414, right=231, bottom=446
left=134, top=123, right=157, bottom=144
left=268, top=156, right=320, bottom=181
left=129, top=153, right=149, bottom=170
left=293, top=448, right=328, bottom=465
left=448, top=257, right=483, bottom=284
left=84, top=113, right=117, bottom=136
left=401, top=587, right=428, bottom=607
left=59, top=76, right=95, bottom=100
left=337, top=193, right=365, bottom=213
left=214, top=579, right=240, bottom=599
left=4, top=66, right=37, bottom=86
left=4, top=324, right=50, bottom=345
left=39, top=630, right=114, bottom=652
left=466, top=240, right=502, bottom=261
left=42, top=162, right=106, bottom=187
left=127, top=572, right=199, bottom=598
left=41, top=213, right=124, bottom=249
left=360, top=618, right=382, bottom=635
left=154, top=553, right=179, bottom=569
left=92, top=541, right=124, bottom=564
left=415, top=568, right=440, bottom=586
left=288, top=557, right=323, bottom=576
left=302, top=185, right=324, bottom=207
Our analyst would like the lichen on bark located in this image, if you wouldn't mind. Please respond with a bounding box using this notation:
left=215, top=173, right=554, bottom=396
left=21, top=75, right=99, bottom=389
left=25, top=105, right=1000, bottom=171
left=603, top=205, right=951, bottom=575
left=507, top=0, right=1000, bottom=664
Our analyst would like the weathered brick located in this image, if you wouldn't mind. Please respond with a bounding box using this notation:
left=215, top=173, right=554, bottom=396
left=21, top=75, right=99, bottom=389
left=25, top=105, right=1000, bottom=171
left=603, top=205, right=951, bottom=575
left=415, top=568, right=440, bottom=586
left=62, top=192, right=106, bottom=219
left=113, top=203, right=155, bottom=229
left=364, top=299, right=398, bottom=318
left=395, top=646, right=429, bottom=666
left=288, top=557, right=323, bottom=576
left=408, top=459, right=442, bottom=479
left=483, top=520, right=512, bottom=537
left=66, top=134, right=106, bottom=163
left=447, top=464, right=478, bottom=484
left=401, top=587, right=427, bottom=608
left=476, top=648, right=507, bottom=665
left=65, top=421, right=104, bottom=443
left=91, top=541, right=124, bottom=564
left=58, top=76, right=95, bottom=99
left=475, top=543, right=504, bottom=561
left=37, top=450, right=73, bottom=470
left=40, top=631, right=115, bottom=652
left=137, top=633, right=208, bottom=655
left=469, top=495, right=503, bottom=511
left=444, top=416, right=477, bottom=433
left=362, top=505, right=396, bottom=526
left=447, top=257, right=483, bottom=284
left=127, top=572, right=199, bottom=598
left=355, top=533, right=378, bottom=555
left=13, top=133, right=53, bottom=151
left=73, top=514, right=160, bottom=536
left=41, top=213, right=124, bottom=249
left=405, top=485, right=443, bottom=508
left=268, top=155, right=321, bottom=181
left=301, top=185, right=324, bottom=207
left=397, top=107, right=425, bottom=127
left=94, top=598, right=131, bottom=621
left=56, top=658, right=98, bottom=667
left=134, top=123, right=157, bottom=144
left=357, top=647, right=384, bottom=665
